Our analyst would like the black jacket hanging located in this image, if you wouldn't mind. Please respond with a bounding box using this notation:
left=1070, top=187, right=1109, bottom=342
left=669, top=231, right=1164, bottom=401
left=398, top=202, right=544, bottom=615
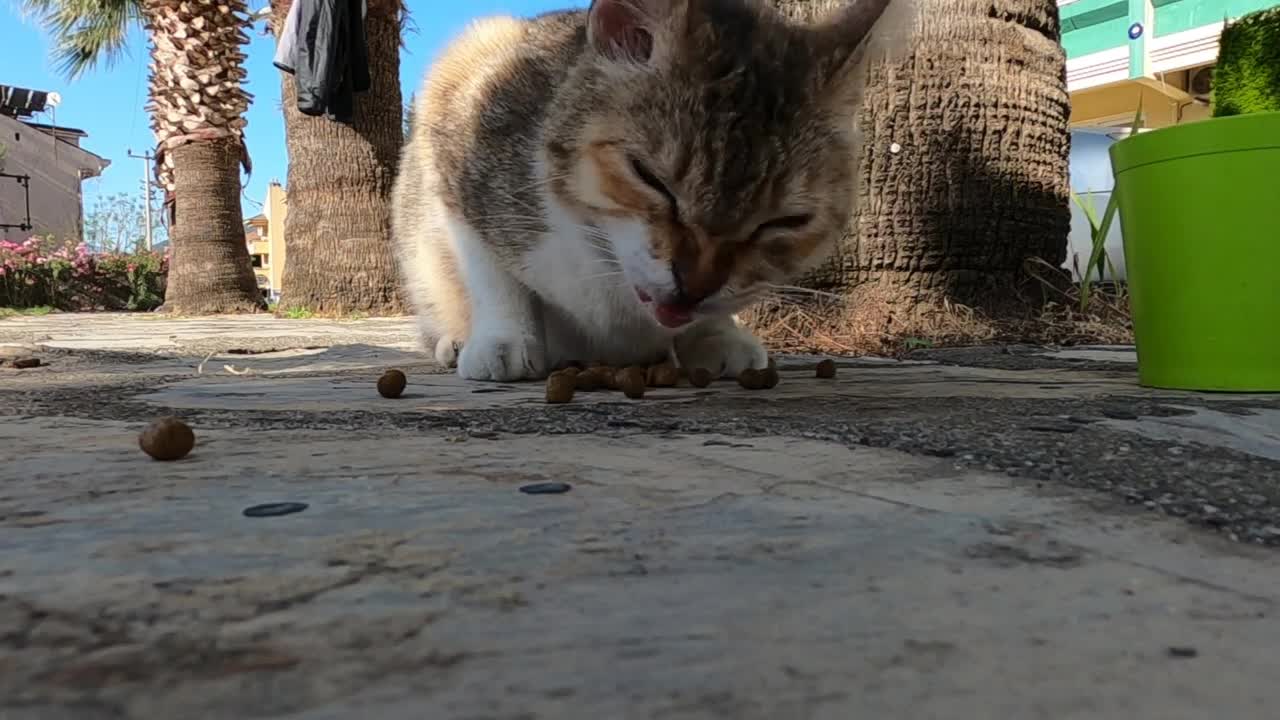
left=273, top=0, right=371, bottom=123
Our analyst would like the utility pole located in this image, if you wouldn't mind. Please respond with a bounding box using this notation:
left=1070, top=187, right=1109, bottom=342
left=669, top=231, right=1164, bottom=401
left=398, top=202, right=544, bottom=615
left=126, top=148, right=154, bottom=251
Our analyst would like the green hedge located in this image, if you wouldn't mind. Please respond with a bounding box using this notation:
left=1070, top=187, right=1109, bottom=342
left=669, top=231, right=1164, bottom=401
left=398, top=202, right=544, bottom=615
left=1213, top=7, right=1280, bottom=117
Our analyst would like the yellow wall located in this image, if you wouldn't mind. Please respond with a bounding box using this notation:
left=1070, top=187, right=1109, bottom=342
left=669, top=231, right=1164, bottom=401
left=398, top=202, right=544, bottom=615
left=262, top=183, right=288, bottom=293
left=1069, top=74, right=1212, bottom=129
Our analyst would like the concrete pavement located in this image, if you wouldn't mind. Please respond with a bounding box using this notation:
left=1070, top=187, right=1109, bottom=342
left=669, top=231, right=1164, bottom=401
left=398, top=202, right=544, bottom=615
left=2, top=313, right=1278, bottom=719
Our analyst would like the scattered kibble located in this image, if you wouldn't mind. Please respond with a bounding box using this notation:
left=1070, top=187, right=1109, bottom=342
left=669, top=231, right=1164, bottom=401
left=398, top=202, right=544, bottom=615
left=647, top=362, right=679, bottom=387
left=738, top=368, right=767, bottom=390
left=689, top=367, right=714, bottom=388
left=377, top=369, right=407, bottom=398
left=815, top=359, right=837, bottom=379
left=617, top=366, right=647, bottom=399
left=762, top=361, right=780, bottom=389
left=545, top=371, right=576, bottom=404
left=575, top=367, right=606, bottom=391
left=138, top=416, right=195, bottom=461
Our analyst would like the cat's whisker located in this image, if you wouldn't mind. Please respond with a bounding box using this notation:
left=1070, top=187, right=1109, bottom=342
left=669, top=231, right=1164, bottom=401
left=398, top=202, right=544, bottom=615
left=578, top=271, right=626, bottom=282
left=755, top=291, right=815, bottom=308
left=762, top=284, right=847, bottom=303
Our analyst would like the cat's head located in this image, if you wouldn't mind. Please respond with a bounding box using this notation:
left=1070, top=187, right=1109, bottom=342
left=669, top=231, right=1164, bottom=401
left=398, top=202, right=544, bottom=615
left=543, top=0, right=892, bottom=329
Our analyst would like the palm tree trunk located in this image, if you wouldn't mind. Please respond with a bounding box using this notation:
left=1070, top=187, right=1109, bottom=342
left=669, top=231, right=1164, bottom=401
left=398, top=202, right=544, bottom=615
left=762, top=0, right=1071, bottom=350
left=162, top=136, right=265, bottom=312
left=269, top=0, right=407, bottom=317
left=145, top=0, right=264, bottom=314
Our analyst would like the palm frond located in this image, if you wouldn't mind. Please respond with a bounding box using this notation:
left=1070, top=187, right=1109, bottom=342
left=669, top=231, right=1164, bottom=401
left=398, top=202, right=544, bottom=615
left=20, top=0, right=142, bottom=79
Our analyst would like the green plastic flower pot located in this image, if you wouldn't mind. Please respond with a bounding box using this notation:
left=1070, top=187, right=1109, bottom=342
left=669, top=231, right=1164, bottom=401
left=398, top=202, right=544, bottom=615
left=1109, top=111, right=1280, bottom=392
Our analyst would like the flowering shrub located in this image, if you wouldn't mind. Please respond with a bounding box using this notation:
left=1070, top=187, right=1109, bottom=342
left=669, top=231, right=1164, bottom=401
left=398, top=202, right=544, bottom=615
left=0, top=237, right=169, bottom=311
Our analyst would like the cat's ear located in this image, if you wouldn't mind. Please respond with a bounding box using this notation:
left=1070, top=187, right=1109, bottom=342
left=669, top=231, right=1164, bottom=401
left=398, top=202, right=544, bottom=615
left=587, top=0, right=685, bottom=65
left=812, top=0, right=920, bottom=106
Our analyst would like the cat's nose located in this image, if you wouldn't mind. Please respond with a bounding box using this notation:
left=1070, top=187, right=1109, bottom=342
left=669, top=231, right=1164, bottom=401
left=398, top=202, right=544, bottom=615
left=670, top=263, right=710, bottom=308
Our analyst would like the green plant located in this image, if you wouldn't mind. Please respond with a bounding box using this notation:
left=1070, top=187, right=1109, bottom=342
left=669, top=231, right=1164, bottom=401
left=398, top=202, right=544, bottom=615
left=1213, top=7, right=1280, bottom=117
left=1, top=236, right=168, bottom=311
left=283, top=306, right=314, bottom=320
left=1068, top=101, right=1143, bottom=312
left=0, top=305, right=52, bottom=319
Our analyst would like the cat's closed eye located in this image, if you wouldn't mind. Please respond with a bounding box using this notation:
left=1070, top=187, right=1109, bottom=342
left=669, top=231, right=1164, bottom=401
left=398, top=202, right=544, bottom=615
left=627, top=155, right=678, bottom=211
left=754, top=214, right=813, bottom=238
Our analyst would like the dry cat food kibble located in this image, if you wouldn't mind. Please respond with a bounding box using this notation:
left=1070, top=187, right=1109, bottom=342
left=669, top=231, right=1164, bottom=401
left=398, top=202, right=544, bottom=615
left=377, top=369, right=408, bottom=398
left=689, top=367, right=714, bottom=388
left=815, top=359, right=837, bottom=379
left=545, top=371, right=576, bottom=404
left=617, top=366, right=647, bottom=399
left=139, top=417, right=196, bottom=461
left=574, top=367, right=606, bottom=391
left=762, top=361, right=781, bottom=389
left=737, top=368, right=767, bottom=390
left=647, top=362, right=680, bottom=387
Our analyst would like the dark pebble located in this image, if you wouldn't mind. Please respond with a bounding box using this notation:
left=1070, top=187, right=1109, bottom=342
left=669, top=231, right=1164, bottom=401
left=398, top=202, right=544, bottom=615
left=1166, top=646, right=1198, bottom=659
left=520, top=482, right=572, bottom=495
left=243, top=502, right=309, bottom=518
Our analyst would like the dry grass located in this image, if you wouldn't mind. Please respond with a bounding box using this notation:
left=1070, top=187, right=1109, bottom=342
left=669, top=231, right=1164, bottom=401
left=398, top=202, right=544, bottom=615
left=742, top=271, right=1133, bottom=357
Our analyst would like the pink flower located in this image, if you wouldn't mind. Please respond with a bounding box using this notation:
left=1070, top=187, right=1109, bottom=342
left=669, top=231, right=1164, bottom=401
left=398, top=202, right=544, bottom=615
left=127, top=263, right=137, bottom=272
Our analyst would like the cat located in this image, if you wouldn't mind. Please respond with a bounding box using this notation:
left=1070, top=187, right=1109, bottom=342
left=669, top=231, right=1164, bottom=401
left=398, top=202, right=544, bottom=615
left=392, top=0, right=911, bottom=381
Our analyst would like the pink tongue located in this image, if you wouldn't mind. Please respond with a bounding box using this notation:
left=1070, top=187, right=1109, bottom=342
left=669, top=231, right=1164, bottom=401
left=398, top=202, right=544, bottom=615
left=655, top=303, right=692, bottom=328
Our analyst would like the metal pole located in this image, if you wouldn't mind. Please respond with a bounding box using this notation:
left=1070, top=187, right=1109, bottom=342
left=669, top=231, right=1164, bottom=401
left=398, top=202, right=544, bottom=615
left=126, top=148, right=154, bottom=251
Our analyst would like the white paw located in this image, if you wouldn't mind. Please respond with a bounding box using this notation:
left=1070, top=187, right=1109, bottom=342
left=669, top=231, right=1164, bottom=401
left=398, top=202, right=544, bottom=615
left=434, top=336, right=461, bottom=368
left=456, top=332, right=546, bottom=382
left=675, top=325, right=768, bottom=378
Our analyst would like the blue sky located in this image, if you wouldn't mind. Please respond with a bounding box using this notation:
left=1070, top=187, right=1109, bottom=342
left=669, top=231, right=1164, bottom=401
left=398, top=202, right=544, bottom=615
left=3, top=0, right=586, bottom=216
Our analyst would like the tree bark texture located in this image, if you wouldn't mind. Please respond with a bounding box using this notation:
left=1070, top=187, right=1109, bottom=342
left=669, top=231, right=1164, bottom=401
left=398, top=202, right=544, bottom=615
left=270, top=0, right=407, bottom=316
left=162, top=136, right=265, bottom=314
left=144, top=0, right=263, bottom=315
left=770, top=0, right=1071, bottom=327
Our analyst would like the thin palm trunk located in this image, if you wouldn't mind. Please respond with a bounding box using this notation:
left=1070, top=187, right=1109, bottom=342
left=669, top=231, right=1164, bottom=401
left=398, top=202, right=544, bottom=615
left=763, top=0, right=1071, bottom=348
left=269, top=0, right=406, bottom=317
left=162, top=136, right=264, bottom=310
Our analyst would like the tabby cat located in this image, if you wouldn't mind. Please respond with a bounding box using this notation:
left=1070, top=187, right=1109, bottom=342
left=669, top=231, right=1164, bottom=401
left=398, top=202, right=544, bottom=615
left=392, top=0, right=909, bottom=381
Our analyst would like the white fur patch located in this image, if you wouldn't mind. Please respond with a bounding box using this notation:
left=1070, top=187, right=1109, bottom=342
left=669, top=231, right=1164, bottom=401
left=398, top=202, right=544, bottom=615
left=445, top=214, right=547, bottom=381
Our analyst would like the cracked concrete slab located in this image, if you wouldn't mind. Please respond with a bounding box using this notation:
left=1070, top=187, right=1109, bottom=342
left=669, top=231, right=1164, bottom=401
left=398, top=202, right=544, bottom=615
left=2, top=314, right=1280, bottom=719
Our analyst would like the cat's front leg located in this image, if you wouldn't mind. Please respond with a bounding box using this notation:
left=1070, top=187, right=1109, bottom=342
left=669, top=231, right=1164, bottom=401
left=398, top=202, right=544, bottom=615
left=674, top=315, right=769, bottom=378
left=452, top=222, right=547, bottom=382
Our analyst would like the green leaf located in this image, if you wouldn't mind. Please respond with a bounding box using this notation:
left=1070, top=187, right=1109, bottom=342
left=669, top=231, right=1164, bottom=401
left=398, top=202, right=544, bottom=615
left=1080, top=99, right=1143, bottom=311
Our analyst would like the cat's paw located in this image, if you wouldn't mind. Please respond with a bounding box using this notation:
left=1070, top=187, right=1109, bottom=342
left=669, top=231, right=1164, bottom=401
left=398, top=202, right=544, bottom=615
left=675, top=324, right=768, bottom=378
left=434, top=335, right=461, bottom=368
left=456, top=331, right=546, bottom=382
